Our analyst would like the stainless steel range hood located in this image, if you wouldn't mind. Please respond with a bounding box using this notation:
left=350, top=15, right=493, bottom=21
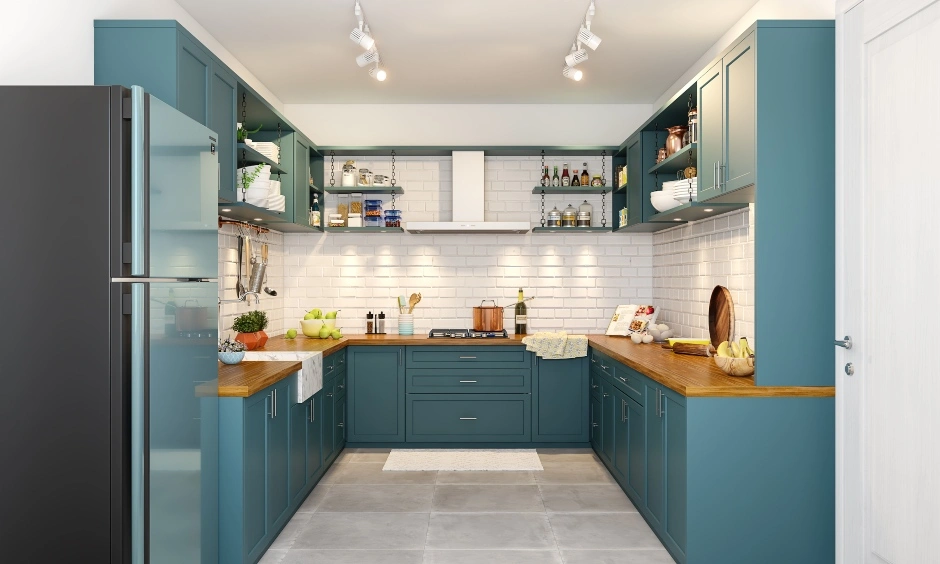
left=406, top=151, right=531, bottom=234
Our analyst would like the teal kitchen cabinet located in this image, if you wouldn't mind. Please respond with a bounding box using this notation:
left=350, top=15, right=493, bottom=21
left=320, top=380, right=336, bottom=462
left=532, top=356, right=589, bottom=442
left=406, top=394, right=531, bottom=442
left=305, top=393, right=323, bottom=482
left=334, top=370, right=347, bottom=451
left=211, top=62, right=238, bottom=203
left=614, top=131, right=660, bottom=231
left=611, top=386, right=645, bottom=505
left=723, top=33, right=756, bottom=194
left=600, top=381, right=616, bottom=464
left=347, top=346, right=405, bottom=442
left=219, top=375, right=293, bottom=564
left=696, top=60, right=724, bottom=201
left=176, top=33, right=210, bottom=125
left=288, top=389, right=309, bottom=506
left=644, top=382, right=687, bottom=560
left=589, top=394, right=602, bottom=450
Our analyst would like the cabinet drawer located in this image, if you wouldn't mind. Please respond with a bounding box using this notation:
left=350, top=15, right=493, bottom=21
left=406, top=394, right=531, bottom=442
left=590, top=372, right=603, bottom=400
left=407, top=346, right=530, bottom=369
left=589, top=350, right=613, bottom=377
left=610, top=366, right=644, bottom=406
left=333, top=371, right=347, bottom=401
left=407, top=368, right=530, bottom=394
left=323, top=350, right=345, bottom=376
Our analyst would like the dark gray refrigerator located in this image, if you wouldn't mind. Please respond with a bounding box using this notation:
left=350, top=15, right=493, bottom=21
left=0, top=85, right=220, bottom=563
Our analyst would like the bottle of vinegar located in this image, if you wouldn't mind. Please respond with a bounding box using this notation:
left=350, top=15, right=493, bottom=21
left=515, top=288, right=527, bottom=335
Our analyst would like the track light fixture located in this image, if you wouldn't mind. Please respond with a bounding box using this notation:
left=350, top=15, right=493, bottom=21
left=349, top=1, right=387, bottom=81
left=563, top=1, right=601, bottom=82
left=562, top=66, right=583, bottom=81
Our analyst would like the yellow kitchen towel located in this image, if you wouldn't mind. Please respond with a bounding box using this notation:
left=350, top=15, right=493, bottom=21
left=522, top=331, right=588, bottom=359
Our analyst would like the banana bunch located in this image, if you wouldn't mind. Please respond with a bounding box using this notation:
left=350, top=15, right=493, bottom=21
left=716, top=337, right=755, bottom=359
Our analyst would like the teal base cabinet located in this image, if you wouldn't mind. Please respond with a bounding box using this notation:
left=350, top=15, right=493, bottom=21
left=532, top=356, right=588, bottom=442
left=347, top=346, right=405, bottom=442
left=589, top=348, right=835, bottom=564
left=219, top=351, right=348, bottom=564
left=219, top=376, right=292, bottom=564
left=406, top=394, right=531, bottom=442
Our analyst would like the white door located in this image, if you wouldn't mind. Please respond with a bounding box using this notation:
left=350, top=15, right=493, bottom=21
left=837, top=0, right=940, bottom=562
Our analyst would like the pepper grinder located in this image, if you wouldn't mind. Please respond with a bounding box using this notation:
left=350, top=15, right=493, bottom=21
left=366, top=311, right=374, bottom=334
left=376, top=312, right=386, bottom=334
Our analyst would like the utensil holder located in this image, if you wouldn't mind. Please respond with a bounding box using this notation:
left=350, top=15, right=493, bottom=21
left=398, top=314, right=414, bottom=336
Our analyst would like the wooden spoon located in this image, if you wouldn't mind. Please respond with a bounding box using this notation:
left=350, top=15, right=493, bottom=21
left=408, top=292, right=422, bottom=314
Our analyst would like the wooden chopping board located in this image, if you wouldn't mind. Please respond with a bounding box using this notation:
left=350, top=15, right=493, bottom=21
left=708, top=285, right=735, bottom=348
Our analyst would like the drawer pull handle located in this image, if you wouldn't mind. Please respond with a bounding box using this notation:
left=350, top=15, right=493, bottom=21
left=459, top=417, right=478, bottom=420
left=591, top=384, right=598, bottom=389
left=459, top=356, right=477, bottom=359
left=619, top=377, right=627, bottom=383
left=459, top=380, right=478, bottom=383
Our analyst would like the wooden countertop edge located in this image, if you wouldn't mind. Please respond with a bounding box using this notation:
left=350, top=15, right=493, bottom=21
left=217, top=334, right=835, bottom=399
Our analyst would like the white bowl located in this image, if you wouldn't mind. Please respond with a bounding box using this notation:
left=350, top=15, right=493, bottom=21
left=300, top=318, right=325, bottom=337
left=323, top=319, right=336, bottom=330
left=651, top=191, right=682, bottom=212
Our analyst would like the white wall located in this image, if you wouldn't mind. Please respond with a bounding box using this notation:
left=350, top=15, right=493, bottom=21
left=652, top=0, right=836, bottom=109
left=653, top=207, right=755, bottom=345
left=218, top=225, right=286, bottom=338
left=284, top=104, right=652, bottom=147
left=0, top=0, right=283, bottom=110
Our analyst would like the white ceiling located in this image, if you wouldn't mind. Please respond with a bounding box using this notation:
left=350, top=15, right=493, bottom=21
left=177, top=0, right=760, bottom=104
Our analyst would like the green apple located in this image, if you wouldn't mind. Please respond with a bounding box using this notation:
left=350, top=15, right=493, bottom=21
left=324, top=311, right=338, bottom=319
left=330, top=330, right=342, bottom=339
left=303, top=312, right=318, bottom=320
left=318, top=326, right=331, bottom=339
left=286, top=329, right=297, bottom=339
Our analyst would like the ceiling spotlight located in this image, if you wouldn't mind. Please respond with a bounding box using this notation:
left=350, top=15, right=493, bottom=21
left=349, top=27, right=375, bottom=50
left=578, top=26, right=602, bottom=50
left=369, top=66, right=387, bottom=81
left=565, top=46, right=588, bottom=67
left=356, top=49, right=380, bottom=67
left=563, top=66, right=583, bottom=81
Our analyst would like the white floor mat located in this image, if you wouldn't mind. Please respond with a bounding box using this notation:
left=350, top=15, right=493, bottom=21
left=382, top=449, right=544, bottom=472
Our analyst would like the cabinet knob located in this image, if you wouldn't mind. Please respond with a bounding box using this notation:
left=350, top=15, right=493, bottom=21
left=603, top=393, right=609, bottom=398
left=337, top=422, right=344, bottom=428
left=591, top=384, right=598, bottom=389
left=592, top=423, right=599, bottom=428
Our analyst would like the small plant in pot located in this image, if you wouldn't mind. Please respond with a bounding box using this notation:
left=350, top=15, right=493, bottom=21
left=232, top=310, right=269, bottom=350
left=218, top=337, right=246, bottom=365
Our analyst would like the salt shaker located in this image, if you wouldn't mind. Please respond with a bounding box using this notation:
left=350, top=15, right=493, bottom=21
left=366, top=311, right=374, bottom=334
left=376, top=312, right=386, bottom=334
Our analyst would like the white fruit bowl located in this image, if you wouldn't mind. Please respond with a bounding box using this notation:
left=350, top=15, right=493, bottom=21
left=300, top=319, right=324, bottom=337
left=322, top=319, right=337, bottom=330
left=650, top=190, right=682, bottom=213
left=713, top=355, right=755, bottom=377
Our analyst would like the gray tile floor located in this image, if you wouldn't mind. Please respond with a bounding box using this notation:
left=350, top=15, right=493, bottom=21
left=260, top=449, right=673, bottom=564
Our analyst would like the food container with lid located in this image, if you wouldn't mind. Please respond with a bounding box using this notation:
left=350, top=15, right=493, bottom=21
left=546, top=206, right=562, bottom=227
left=384, top=209, right=402, bottom=227
left=562, top=204, right=578, bottom=227
left=577, top=211, right=592, bottom=227
left=373, top=174, right=388, bottom=186
left=364, top=199, right=384, bottom=218
left=472, top=300, right=504, bottom=332
left=328, top=213, right=345, bottom=227
left=341, top=160, right=357, bottom=187
left=363, top=215, right=383, bottom=227
left=358, top=168, right=373, bottom=186
left=346, top=215, right=362, bottom=227
left=591, top=175, right=603, bottom=187
left=578, top=200, right=593, bottom=220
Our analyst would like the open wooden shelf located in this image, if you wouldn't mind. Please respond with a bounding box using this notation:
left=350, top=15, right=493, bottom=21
left=647, top=201, right=746, bottom=226
left=237, top=143, right=286, bottom=175
left=531, top=186, right=613, bottom=195
left=324, top=186, right=405, bottom=195
left=532, top=226, right=612, bottom=233
left=325, top=226, right=405, bottom=233
left=648, top=143, right=697, bottom=176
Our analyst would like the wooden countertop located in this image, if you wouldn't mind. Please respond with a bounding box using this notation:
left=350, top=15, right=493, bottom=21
left=587, top=335, right=833, bottom=397
left=216, top=333, right=833, bottom=399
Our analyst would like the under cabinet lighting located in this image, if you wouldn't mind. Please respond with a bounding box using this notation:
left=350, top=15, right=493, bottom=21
left=221, top=208, right=231, bottom=212
left=254, top=218, right=263, bottom=221
left=704, top=208, right=714, bottom=212
left=673, top=218, right=682, bottom=221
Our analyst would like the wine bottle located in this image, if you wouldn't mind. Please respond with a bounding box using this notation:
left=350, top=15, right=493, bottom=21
left=561, top=163, right=570, bottom=186
left=572, top=169, right=581, bottom=186
left=515, top=288, right=527, bottom=335
left=552, top=166, right=560, bottom=187
left=580, top=164, right=589, bottom=187
left=541, top=166, right=550, bottom=187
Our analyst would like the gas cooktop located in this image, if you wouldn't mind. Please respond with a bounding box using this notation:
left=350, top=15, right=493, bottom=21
left=428, top=328, right=509, bottom=339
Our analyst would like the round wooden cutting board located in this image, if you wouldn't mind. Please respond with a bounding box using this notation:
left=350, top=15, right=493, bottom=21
left=708, top=285, right=735, bottom=348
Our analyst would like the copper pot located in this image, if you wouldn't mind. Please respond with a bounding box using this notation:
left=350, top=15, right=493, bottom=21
left=665, top=125, right=689, bottom=157
left=472, top=300, right=504, bottom=332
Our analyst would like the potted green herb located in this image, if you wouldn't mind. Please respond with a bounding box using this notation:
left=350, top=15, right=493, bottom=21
left=237, top=123, right=262, bottom=142
left=232, top=310, right=269, bottom=350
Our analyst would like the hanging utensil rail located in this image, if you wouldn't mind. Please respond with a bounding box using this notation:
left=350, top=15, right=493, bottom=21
left=217, top=217, right=270, bottom=234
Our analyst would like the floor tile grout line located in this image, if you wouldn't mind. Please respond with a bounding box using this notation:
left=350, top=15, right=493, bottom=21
left=537, top=482, right=565, bottom=563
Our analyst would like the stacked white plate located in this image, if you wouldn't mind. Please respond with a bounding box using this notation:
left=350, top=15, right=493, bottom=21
left=252, top=142, right=280, bottom=164
left=664, top=178, right=698, bottom=203
left=267, top=194, right=286, bottom=212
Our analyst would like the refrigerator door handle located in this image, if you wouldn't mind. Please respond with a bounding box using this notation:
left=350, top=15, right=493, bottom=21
left=129, top=282, right=147, bottom=564
left=111, top=277, right=218, bottom=283
left=129, top=86, right=148, bottom=277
